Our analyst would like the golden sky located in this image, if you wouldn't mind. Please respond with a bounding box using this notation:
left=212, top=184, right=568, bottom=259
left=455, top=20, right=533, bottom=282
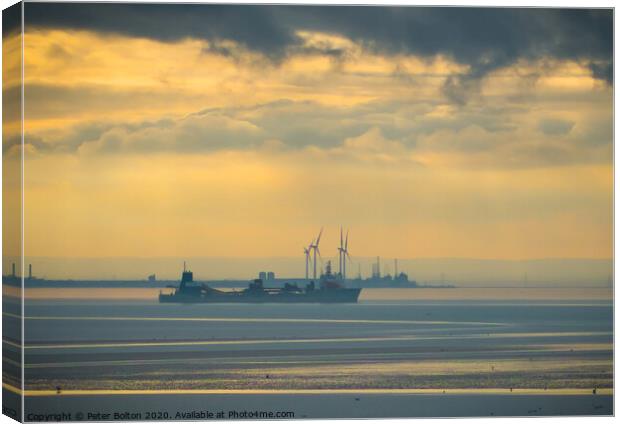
left=3, top=6, right=613, bottom=261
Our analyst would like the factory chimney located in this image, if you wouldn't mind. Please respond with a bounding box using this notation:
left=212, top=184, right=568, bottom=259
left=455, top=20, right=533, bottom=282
left=12, top=263, right=15, bottom=277
left=28, top=264, right=32, bottom=279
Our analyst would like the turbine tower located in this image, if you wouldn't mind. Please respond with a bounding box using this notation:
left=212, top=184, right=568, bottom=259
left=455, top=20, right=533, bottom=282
left=338, top=227, right=344, bottom=277
left=303, top=243, right=313, bottom=280
left=343, top=230, right=350, bottom=280
left=309, top=228, right=323, bottom=280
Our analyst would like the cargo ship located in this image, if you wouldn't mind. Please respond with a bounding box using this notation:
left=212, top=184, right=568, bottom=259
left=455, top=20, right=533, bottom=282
left=159, top=262, right=361, bottom=303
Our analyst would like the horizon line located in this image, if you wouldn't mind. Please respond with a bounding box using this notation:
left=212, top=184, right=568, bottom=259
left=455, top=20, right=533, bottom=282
left=5, top=255, right=613, bottom=262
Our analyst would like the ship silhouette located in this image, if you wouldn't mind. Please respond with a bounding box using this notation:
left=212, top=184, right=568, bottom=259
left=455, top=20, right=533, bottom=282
left=159, top=261, right=361, bottom=303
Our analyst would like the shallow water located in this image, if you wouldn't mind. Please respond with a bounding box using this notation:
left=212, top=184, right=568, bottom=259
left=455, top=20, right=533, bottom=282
left=5, top=287, right=611, bottom=393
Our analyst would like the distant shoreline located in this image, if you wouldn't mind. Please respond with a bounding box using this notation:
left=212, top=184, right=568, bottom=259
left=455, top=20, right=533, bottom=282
left=4, top=276, right=444, bottom=290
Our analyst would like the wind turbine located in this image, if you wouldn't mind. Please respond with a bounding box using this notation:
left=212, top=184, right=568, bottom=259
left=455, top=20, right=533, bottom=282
left=309, top=228, right=323, bottom=280
left=303, top=242, right=313, bottom=280
left=342, top=230, right=351, bottom=280
left=338, top=227, right=344, bottom=277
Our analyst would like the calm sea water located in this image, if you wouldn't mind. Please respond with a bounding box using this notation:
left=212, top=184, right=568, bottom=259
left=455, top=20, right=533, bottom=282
left=7, top=287, right=610, bottom=393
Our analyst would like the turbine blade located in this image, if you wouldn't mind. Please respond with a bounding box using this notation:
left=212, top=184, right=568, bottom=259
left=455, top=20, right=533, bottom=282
left=316, top=227, right=323, bottom=245
left=345, top=230, right=349, bottom=250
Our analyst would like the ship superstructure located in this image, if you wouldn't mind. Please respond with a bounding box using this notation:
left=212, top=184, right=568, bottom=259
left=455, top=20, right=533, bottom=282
left=159, top=260, right=361, bottom=304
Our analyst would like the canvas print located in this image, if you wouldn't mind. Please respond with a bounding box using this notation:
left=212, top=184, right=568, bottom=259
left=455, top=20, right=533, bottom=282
left=2, top=2, right=614, bottom=421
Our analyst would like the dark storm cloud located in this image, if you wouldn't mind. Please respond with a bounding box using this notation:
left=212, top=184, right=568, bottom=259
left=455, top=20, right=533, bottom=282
left=24, top=3, right=297, bottom=59
left=23, top=4, right=613, bottom=85
left=2, top=1, right=21, bottom=38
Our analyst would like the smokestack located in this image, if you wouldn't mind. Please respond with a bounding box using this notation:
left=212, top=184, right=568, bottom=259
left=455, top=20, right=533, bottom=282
left=394, top=258, right=398, bottom=277
left=12, top=263, right=15, bottom=277
left=28, top=264, right=32, bottom=279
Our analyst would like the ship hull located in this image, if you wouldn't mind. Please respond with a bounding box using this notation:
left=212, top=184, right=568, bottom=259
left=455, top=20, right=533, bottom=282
left=159, top=288, right=361, bottom=304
